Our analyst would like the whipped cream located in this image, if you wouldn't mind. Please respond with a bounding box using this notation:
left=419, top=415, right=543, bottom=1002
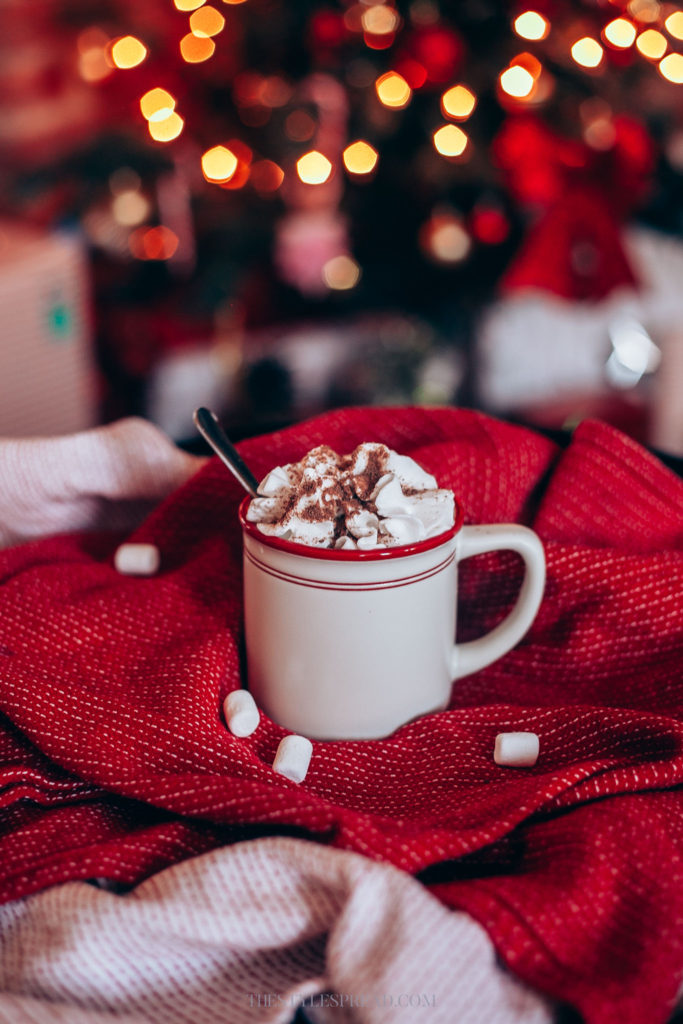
left=246, top=442, right=455, bottom=549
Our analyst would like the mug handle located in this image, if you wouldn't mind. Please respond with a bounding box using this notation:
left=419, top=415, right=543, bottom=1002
left=451, top=524, right=546, bottom=680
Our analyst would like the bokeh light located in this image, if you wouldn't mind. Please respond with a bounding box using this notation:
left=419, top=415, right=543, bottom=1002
left=78, top=29, right=113, bottom=82
left=250, top=160, right=285, bottom=194
left=375, top=71, right=412, bottom=108
left=659, top=51, right=683, bottom=80
left=499, top=65, right=535, bottom=97
left=202, top=145, right=238, bottom=182
left=421, top=214, right=471, bottom=263
left=189, top=6, right=226, bottom=37
left=513, top=11, right=549, bottom=41
left=140, top=88, right=176, bottom=122
left=361, top=5, right=400, bottom=34
left=322, top=255, right=361, bottom=290
left=665, top=11, right=683, bottom=39
left=433, top=124, right=468, bottom=157
left=296, top=150, right=333, bottom=184
left=342, top=140, right=379, bottom=175
left=571, top=37, right=604, bottom=68
left=129, top=226, right=180, bottom=260
left=111, top=36, right=147, bottom=69
left=180, top=33, right=216, bottom=62
left=148, top=111, right=184, bottom=142
left=112, top=190, right=150, bottom=227
left=603, top=18, right=637, bottom=48
left=636, top=28, right=667, bottom=57
left=441, top=84, right=476, bottom=119
left=174, top=0, right=206, bottom=10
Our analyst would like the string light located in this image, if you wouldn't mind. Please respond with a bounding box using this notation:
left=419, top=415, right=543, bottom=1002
left=513, top=11, right=549, bottom=41
left=343, top=140, right=379, bottom=175
left=180, top=33, right=216, bottom=62
left=659, top=52, right=683, bottom=80
left=433, top=124, right=468, bottom=158
left=110, top=36, right=147, bottom=69
left=140, top=88, right=176, bottom=122
left=665, top=11, right=683, bottom=39
left=636, top=28, right=667, bottom=57
left=202, top=145, right=238, bottom=182
left=296, top=151, right=333, bottom=184
left=571, top=37, right=604, bottom=68
left=148, top=111, right=184, bottom=142
left=322, top=255, right=361, bottom=290
left=189, top=6, right=226, bottom=37
left=603, top=18, right=637, bottom=48
left=375, top=71, right=412, bottom=108
left=499, top=65, right=535, bottom=97
left=441, top=84, right=476, bottom=120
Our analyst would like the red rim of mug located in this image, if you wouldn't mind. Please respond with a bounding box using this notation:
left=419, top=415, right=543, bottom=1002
left=238, top=495, right=464, bottom=561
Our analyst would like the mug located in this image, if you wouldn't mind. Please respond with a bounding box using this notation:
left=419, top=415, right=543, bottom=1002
left=239, top=497, right=546, bottom=740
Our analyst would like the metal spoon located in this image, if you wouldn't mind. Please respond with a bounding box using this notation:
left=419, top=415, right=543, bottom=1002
left=193, top=407, right=260, bottom=497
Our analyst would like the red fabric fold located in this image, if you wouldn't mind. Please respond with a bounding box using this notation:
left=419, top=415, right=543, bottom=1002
left=1, top=407, right=682, bottom=1024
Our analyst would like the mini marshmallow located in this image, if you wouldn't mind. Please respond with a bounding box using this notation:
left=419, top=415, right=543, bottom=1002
left=114, top=543, right=160, bottom=576
left=494, top=731, right=540, bottom=768
left=273, top=734, right=313, bottom=784
left=224, top=690, right=260, bottom=737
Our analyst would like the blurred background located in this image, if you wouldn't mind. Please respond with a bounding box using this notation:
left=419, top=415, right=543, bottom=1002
left=1, top=0, right=683, bottom=454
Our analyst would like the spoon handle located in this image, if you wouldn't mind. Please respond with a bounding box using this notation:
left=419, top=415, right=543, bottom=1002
left=193, top=407, right=260, bottom=497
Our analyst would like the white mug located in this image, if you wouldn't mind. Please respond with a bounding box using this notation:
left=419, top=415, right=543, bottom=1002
left=239, top=498, right=546, bottom=740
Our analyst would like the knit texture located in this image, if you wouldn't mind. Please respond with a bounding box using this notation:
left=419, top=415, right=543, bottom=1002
left=1, top=406, right=682, bottom=1023
left=0, top=837, right=550, bottom=1024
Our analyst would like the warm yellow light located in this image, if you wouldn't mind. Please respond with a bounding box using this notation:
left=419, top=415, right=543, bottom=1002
left=665, top=11, right=683, bottom=39
left=429, top=219, right=471, bottom=263
left=636, top=28, right=667, bottom=57
left=361, top=5, right=400, bottom=34
left=604, top=18, right=637, bottom=48
left=140, top=88, right=176, bottom=122
left=513, top=11, right=549, bottom=41
left=433, top=124, right=468, bottom=158
left=375, top=71, right=412, bottom=109
left=148, top=111, right=184, bottom=142
left=111, top=36, right=147, bottom=69
left=202, top=145, right=238, bottom=182
left=441, top=84, right=476, bottom=120
left=659, top=51, right=683, bottom=80
left=296, top=150, right=333, bottom=185
left=174, top=0, right=205, bottom=10
left=499, top=65, right=535, bottom=97
left=571, top=37, right=604, bottom=68
left=189, top=5, right=225, bottom=37
left=112, top=190, right=150, bottom=227
left=342, top=140, right=379, bottom=175
left=221, top=0, right=247, bottom=4
left=180, top=32, right=216, bottom=62
left=322, top=255, right=361, bottom=290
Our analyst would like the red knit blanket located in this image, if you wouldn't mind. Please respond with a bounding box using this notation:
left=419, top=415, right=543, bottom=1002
left=1, top=407, right=682, bottom=1024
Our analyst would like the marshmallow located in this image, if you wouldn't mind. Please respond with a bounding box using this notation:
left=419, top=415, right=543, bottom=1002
left=273, top=734, right=313, bottom=784
left=224, top=690, right=260, bottom=737
left=493, top=731, right=540, bottom=767
left=114, top=543, right=160, bottom=576
left=248, top=442, right=455, bottom=550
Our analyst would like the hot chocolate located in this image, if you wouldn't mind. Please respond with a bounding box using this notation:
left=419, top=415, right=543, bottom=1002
left=246, top=442, right=455, bottom=549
